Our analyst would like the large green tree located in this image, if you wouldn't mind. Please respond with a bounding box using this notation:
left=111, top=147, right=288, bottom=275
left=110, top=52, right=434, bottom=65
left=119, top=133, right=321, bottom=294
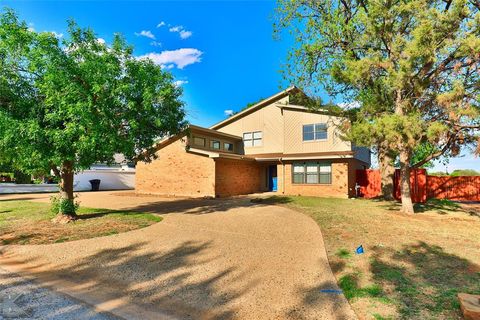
left=276, top=0, right=480, bottom=213
left=0, top=9, right=186, bottom=220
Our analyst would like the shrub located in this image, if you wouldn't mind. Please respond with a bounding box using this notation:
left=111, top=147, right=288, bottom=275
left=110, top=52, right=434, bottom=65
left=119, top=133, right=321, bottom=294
left=50, top=195, right=79, bottom=215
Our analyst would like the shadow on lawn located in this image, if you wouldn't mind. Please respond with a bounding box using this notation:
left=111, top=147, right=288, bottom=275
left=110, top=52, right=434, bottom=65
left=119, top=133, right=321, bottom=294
left=286, top=279, right=356, bottom=320
left=369, top=241, right=480, bottom=319
left=376, top=198, right=475, bottom=217
left=0, top=197, right=38, bottom=202
left=2, top=240, right=256, bottom=319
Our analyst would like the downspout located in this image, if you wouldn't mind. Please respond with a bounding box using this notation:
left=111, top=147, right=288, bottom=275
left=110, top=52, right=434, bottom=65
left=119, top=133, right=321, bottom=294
left=279, top=157, right=285, bottom=194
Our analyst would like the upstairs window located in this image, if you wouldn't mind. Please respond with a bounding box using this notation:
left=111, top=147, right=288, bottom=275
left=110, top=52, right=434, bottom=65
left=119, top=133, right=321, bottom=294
left=303, top=123, right=328, bottom=141
left=193, top=136, right=206, bottom=147
left=210, top=140, right=221, bottom=150
left=224, top=142, right=234, bottom=152
left=243, top=131, right=262, bottom=147
left=292, top=162, right=332, bottom=184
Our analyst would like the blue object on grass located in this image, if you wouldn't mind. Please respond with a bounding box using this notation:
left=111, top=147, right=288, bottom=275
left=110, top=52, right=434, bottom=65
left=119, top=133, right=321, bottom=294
left=356, top=245, right=364, bottom=254
left=320, top=289, right=343, bottom=294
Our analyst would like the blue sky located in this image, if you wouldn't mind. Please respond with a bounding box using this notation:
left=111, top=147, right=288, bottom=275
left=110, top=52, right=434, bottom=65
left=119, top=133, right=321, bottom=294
left=2, top=1, right=478, bottom=172
left=3, top=0, right=298, bottom=127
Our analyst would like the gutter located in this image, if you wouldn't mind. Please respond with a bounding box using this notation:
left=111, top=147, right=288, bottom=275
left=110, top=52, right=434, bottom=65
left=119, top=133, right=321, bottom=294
left=279, top=157, right=285, bottom=194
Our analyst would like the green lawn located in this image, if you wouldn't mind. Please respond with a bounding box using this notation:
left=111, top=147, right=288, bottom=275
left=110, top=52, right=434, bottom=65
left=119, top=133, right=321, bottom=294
left=0, top=200, right=161, bottom=245
left=255, top=196, right=480, bottom=320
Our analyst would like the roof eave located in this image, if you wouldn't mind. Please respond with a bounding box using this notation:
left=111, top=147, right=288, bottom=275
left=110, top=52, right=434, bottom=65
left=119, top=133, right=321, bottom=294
left=209, top=86, right=301, bottom=130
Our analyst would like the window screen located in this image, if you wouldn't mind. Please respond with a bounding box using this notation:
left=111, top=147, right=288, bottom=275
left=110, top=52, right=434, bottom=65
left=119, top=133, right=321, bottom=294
left=306, top=163, right=319, bottom=184
left=193, top=136, right=205, bottom=147
left=253, top=131, right=262, bottom=146
left=224, top=142, right=234, bottom=151
left=243, top=131, right=262, bottom=147
left=315, top=124, right=328, bottom=140
left=303, top=125, right=314, bottom=141
left=303, top=123, right=328, bottom=141
left=211, top=140, right=221, bottom=150
left=292, top=162, right=332, bottom=184
left=293, top=163, right=305, bottom=184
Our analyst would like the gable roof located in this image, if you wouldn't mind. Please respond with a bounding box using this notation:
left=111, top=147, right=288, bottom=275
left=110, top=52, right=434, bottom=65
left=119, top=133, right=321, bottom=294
left=209, top=85, right=303, bottom=130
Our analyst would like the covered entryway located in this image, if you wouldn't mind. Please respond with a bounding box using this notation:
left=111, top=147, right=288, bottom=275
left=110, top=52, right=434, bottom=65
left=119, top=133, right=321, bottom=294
left=268, top=165, right=278, bottom=191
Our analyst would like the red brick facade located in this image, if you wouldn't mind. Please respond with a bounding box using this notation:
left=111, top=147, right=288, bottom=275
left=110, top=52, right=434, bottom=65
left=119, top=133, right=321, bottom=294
left=136, top=138, right=216, bottom=197
left=215, top=158, right=265, bottom=197
left=136, top=138, right=365, bottom=198
left=277, top=160, right=355, bottom=198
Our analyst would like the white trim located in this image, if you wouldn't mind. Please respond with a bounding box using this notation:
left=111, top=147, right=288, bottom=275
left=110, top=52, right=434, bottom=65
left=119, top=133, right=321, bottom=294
left=282, top=155, right=353, bottom=160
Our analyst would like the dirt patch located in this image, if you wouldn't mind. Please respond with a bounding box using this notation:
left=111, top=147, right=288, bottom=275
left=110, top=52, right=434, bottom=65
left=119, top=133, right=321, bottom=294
left=0, top=200, right=161, bottom=245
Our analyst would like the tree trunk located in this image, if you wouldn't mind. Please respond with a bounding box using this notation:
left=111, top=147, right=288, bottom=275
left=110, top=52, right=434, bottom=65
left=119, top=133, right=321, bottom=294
left=53, top=161, right=76, bottom=223
left=399, top=150, right=415, bottom=214
left=378, top=146, right=395, bottom=200
left=394, top=90, right=415, bottom=214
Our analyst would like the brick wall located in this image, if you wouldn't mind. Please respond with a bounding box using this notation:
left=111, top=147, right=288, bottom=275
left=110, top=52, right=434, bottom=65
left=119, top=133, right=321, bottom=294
left=136, top=138, right=216, bottom=197
left=214, top=158, right=263, bottom=197
left=277, top=160, right=351, bottom=198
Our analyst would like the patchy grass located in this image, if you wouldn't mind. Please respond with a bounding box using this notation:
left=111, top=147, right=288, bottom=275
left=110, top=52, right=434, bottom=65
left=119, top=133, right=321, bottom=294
left=259, top=196, right=480, bottom=320
left=0, top=200, right=162, bottom=245
left=336, top=248, right=352, bottom=259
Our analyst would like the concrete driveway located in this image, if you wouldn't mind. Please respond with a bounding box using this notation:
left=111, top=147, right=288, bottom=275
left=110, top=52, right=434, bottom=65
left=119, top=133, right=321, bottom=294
left=0, top=191, right=356, bottom=320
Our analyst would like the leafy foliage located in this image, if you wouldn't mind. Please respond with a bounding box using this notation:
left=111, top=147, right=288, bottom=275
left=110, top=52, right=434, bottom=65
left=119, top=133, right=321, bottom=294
left=450, top=169, right=480, bottom=176
left=0, top=9, right=187, bottom=215
left=50, top=194, right=79, bottom=215
left=276, top=0, right=480, bottom=212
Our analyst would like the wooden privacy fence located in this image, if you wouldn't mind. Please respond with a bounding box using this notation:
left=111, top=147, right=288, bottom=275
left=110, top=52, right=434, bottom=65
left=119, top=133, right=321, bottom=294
left=393, top=169, right=427, bottom=203
left=427, top=176, right=480, bottom=201
left=356, top=169, right=480, bottom=202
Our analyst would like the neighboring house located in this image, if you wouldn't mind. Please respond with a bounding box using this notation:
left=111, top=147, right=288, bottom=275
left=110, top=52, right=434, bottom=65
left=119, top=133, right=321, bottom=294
left=136, top=86, right=371, bottom=198
left=0, top=155, right=135, bottom=194
left=74, top=154, right=135, bottom=191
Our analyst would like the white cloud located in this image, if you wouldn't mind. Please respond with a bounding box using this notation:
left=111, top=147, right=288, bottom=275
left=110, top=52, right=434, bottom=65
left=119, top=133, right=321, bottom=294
left=162, top=64, right=175, bottom=70
left=150, top=41, right=162, bottom=47
left=224, top=110, right=234, bottom=116
left=48, top=31, right=63, bottom=38
left=134, top=30, right=155, bottom=40
left=28, top=22, right=35, bottom=32
left=338, top=101, right=361, bottom=110
left=169, top=26, right=182, bottom=32
left=138, top=48, right=203, bottom=69
left=174, top=80, right=189, bottom=87
left=96, top=38, right=106, bottom=44
left=169, top=25, right=193, bottom=39
left=157, top=21, right=166, bottom=28
left=179, top=30, right=192, bottom=39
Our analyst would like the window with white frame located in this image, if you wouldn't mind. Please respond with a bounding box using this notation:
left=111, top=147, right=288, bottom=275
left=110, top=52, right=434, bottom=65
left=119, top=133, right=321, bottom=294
left=303, top=123, right=328, bottom=141
left=292, top=162, right=332, bottom=184
left=243, top=131, right=262, bottom=147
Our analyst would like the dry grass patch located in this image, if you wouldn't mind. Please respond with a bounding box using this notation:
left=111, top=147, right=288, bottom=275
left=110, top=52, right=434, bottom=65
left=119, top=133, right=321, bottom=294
left=256, top=196, right=480, bottom=320
left=0, top=199, right=161, bottom=245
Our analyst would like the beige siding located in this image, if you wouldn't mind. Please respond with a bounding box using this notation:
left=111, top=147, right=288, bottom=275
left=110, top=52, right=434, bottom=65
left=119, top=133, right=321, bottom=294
left=216, top=98, right=287, bottom=155
left=283, top=109, right=352, bottom=154
left=217, top=100, right=356, bottom=157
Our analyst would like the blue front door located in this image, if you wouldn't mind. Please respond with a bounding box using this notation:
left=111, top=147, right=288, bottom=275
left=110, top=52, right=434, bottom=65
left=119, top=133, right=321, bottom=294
left=268, top=165, right=278, bottom=191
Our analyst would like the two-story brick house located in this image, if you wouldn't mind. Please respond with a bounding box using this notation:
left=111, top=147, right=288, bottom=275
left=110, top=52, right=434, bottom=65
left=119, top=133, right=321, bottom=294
left=136, top=86, right=371, bottom=198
